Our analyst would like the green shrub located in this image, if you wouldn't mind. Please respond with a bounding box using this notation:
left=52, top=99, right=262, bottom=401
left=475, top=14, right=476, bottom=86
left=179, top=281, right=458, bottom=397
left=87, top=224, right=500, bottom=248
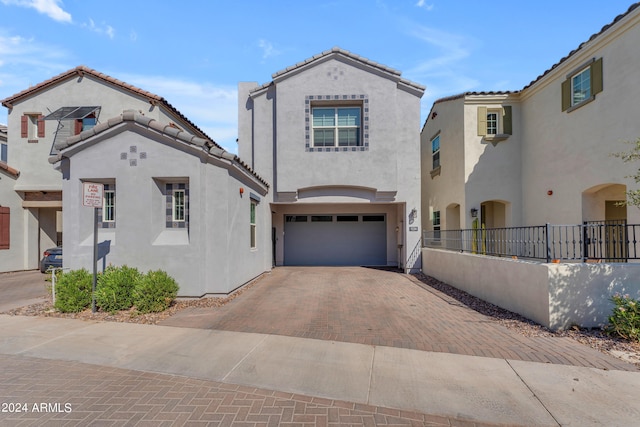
left=54, top=269, right=92, bottom=313
left=96, top=265, right=141, bottom=314
left=606, top=293, right=640, bottom=342
left=133, top=270, right=179, bottom=313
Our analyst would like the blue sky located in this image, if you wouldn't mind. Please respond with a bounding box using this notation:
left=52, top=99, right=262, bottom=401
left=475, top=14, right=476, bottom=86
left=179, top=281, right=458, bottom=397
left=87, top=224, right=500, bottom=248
left=0, top=0, right=636, bottom=152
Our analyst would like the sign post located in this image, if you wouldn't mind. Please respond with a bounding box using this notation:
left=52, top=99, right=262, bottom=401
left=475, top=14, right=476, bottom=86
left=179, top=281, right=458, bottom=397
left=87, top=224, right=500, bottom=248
left=83, top=182, right=103, bottom=313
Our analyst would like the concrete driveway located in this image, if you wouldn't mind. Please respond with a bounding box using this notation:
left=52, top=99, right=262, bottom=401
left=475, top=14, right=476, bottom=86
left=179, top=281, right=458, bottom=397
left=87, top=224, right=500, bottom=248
left=0, top=270, right=50, bottom=312
left=161, top=266, right=635, bottom=371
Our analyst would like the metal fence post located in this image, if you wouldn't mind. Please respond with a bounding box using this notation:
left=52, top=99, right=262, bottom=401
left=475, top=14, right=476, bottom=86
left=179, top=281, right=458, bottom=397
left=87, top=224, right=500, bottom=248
left=545, top=223, right=551, bottom=263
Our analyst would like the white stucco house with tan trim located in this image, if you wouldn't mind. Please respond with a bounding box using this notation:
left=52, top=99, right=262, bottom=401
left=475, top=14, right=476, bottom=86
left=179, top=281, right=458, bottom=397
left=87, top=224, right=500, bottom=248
left=239, top=47, right=425, bottom=272
left=421, top=2, right=640, bottom=235
left=420, top=3, right=640, bottom=330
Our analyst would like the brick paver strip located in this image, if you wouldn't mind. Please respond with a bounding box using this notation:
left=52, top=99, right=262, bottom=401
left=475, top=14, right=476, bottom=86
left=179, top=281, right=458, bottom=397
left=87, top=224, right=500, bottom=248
left=161, top=267, right=636, bottom=371
left=0, top=354, right=502, bottom=427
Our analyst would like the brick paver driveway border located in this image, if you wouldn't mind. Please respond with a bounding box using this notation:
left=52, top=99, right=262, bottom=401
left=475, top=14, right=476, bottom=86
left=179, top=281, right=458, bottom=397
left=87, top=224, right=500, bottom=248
left=0, top=354, right=498, bottom=427
left=162, top=267, right=636, bottom=371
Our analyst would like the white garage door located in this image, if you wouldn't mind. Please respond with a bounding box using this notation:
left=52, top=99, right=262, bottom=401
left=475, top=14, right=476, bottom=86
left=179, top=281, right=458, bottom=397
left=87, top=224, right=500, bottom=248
left=284, top=214, right=386, bottom=266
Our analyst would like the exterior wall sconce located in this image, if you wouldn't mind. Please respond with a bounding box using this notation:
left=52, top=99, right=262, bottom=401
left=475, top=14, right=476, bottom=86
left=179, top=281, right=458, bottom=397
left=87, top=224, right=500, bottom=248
left=470, top=208, right=478, bottom=217
left=239, top=187, right=244, bottom=197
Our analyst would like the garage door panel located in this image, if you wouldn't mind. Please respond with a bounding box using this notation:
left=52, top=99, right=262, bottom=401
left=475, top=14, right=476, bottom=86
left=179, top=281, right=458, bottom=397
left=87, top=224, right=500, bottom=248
left=284, top=215, right=386, bottom=266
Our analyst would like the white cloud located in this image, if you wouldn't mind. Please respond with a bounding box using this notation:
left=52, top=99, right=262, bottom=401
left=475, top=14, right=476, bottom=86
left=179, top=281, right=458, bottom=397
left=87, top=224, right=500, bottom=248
left=117, top=73, right=240, bottom=152
left=82, top=18, right=115, bottom=39
left=415, top=0, right=434, bottom=11
left=1, top=0, right=71, bottom=23
left=130, top=30, right=138, bottom=42
left=258, top=39, right=280, bottom=59
left=407, top=25, right=471, bottom=75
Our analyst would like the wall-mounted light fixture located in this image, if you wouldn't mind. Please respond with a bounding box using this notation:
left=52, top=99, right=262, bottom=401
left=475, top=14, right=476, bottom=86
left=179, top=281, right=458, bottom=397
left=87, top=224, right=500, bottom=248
left=547, top=190, right=553, bottom=196
left=470, top=208, right=478, bottom=217
left=239, top=187, right=244, bottom=197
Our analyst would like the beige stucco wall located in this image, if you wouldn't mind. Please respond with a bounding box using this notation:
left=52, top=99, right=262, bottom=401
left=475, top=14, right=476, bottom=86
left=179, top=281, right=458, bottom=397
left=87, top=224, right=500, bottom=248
left=422, top=248, right=640, bottom=330
left=520, top=10, right=640, bottom=226
left=421, top=97, right=465, bottom=230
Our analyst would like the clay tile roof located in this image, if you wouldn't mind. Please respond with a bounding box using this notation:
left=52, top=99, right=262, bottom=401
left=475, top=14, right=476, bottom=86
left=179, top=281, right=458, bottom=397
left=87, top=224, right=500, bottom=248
left=0, top=161, right=19, bottom=178
left=253, top=47, right=425, bottom=94
left=522, top=2, right=640, bottom=91
left=52, top=110, right=269, bottom=189
left=0, top=65, right=223, bottom=151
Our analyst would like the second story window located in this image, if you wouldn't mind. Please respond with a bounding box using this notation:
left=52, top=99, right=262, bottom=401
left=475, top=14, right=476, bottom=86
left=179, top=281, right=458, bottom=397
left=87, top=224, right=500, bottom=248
left=312, top=107, right=361, bottom=147
left=561, top=58, right=603, bottom=112
left=21, top=113, right=45, bottom=142
left=431, top=135, right=440, bottom=170
left=486, top=112, right=498, bottom=135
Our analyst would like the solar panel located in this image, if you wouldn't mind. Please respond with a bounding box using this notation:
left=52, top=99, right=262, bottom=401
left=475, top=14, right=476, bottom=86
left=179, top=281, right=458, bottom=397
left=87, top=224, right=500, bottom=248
left=44, top=106, right=100, bottom=120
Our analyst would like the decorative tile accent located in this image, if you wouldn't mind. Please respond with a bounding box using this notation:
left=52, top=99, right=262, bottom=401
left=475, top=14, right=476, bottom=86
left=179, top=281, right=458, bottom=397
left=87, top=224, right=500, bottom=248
left=305, top=94, right=369, bottom=152
left=121, top=146, right=146, bottom=166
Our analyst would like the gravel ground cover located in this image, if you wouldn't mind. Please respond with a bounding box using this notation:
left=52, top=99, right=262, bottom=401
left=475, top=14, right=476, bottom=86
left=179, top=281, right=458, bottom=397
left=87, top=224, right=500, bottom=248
left=4, top=272, right=639, bottom=367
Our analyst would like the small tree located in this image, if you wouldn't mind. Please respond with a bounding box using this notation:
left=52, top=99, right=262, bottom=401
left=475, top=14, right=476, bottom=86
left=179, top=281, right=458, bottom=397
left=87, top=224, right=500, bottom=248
left=611, top=138, right=640, bottom=207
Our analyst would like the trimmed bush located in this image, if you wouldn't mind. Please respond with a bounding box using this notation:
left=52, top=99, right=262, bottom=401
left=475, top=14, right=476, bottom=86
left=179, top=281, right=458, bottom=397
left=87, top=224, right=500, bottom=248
left=133, top=270, right=179, bottom=313
left=606, top=293, right=640, bottom=342
left=96, top=265, right=141, bottom=314
left=54, top=268, right=92, bottom=313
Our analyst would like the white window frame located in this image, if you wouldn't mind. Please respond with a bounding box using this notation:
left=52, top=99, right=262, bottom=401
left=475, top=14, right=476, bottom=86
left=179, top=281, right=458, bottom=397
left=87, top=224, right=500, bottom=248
left=103, top=190, right=115, bottom=223
left=571, top=66, right=591, bottom=107
left=173, top=189, right=186, bottom=222
left=486, top=111, right=499, bottom=135
left=433, top=210, right=441, bottom=240
left=250, top=200, right=257, bottom=249
left=311, top=106, right=361, bottom=148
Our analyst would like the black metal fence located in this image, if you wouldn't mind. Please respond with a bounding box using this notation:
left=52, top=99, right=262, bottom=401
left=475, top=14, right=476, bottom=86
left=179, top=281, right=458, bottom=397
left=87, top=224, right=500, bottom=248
left=423, top=221, right=640, bottom=262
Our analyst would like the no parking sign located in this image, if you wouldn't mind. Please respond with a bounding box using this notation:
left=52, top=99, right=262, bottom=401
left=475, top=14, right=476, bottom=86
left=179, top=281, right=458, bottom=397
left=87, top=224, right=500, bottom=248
left=82, top=182, right=103, bottom=208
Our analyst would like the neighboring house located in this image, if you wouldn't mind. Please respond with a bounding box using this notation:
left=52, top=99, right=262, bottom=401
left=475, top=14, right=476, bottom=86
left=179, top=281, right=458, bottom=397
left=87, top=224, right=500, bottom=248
left=49, top=111, right=270, bottom=296
left=238, top=47, right=425, bottom=272
left=0, top=66, right=216, bottom=273
left=421, top=3, right=640, bottom=234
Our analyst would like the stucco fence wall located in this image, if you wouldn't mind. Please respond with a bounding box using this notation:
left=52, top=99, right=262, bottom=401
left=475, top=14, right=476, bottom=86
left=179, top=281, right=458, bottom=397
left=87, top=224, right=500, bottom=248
left=421, top=248, right=640, bottom=330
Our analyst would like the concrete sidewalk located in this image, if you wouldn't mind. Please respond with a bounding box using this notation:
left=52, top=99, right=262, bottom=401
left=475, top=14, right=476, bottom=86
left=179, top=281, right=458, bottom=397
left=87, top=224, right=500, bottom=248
left=1, top=315, right=639, bottom=426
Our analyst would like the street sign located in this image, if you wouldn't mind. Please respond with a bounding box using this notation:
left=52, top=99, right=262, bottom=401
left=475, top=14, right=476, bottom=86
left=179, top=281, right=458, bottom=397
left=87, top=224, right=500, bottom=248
left=83, top=182, right=104, bottom=208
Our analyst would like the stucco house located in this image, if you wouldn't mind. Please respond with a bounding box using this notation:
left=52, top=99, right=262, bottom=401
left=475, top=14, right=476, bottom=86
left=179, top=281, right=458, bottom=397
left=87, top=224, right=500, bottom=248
left=49, top=111, right=270, bottom=297
left=421, top=3, right=640, bottom=234
left=0, top=66, right=215, bottom=273
left=420, top=3, right=640, bottom=330
left=239, top=47, right=425, bottom=272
